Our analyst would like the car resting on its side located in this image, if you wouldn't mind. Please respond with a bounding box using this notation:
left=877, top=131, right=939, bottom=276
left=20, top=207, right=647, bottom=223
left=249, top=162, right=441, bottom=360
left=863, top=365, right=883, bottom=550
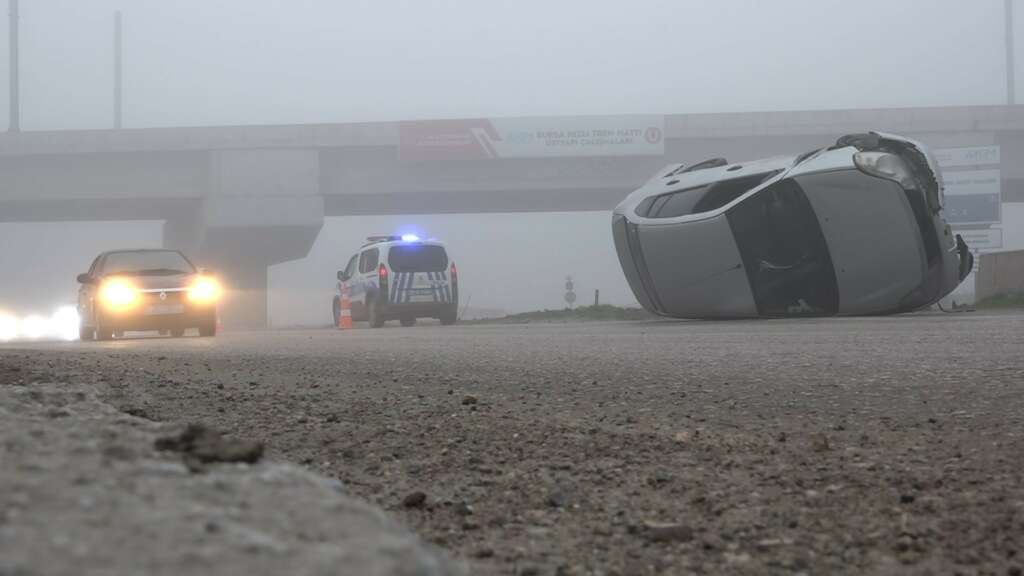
left=612, top=132, right=973, bottom=319
left=334, top=236, right=458, bottom=328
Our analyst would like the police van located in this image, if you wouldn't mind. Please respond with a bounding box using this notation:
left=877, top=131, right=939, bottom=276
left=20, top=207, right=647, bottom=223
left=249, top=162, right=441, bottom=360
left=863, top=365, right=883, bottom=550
left=334, top=235, right=458, bottom=328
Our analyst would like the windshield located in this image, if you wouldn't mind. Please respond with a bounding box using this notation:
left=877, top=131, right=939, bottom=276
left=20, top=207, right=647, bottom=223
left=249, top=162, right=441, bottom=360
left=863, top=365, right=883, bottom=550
left=388, top=245, right=448, bottom=272
left=101, top=251, right=195, bottom=275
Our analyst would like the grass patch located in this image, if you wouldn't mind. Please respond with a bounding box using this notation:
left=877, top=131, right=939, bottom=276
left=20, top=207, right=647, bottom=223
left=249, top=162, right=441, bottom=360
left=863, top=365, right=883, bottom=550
left=467, top=304, right=655, bottom=324
left=975, top=292, right=1024, bottom=309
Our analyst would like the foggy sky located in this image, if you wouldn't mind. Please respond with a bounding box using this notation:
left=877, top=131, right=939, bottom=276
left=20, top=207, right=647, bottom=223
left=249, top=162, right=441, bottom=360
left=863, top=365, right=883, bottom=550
left=0, top=0, right=1014, bottom=131
left=0, top=1, right=1018, bottom=321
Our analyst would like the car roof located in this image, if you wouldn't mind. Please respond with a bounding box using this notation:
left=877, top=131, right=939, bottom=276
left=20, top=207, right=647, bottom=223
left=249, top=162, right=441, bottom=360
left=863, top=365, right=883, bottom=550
left=97, top=248, right=186, bottom=258
left=360, top=239, right=447, bottom=250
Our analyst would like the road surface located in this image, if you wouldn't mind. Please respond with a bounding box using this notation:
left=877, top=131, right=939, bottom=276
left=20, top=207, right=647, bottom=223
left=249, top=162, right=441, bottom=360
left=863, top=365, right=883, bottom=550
left=3, top=312, right=1023, bottom=575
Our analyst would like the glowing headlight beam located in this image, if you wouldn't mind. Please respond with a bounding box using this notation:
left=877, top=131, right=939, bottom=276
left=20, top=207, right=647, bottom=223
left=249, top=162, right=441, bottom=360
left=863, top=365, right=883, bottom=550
left=52, top=306, right=80, bottom=341
left=0, top=313, right=18, bottom=341
left=21, top=315, right=51, bottom=340
left=187, top=278, right=222, bottom=303
left=100, top=279, right=139, bottom=309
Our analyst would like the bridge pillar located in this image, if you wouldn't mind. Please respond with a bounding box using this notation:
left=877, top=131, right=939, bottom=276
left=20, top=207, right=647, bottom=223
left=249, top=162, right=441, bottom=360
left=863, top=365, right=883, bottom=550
left=163, top=149, right=324, bottom=329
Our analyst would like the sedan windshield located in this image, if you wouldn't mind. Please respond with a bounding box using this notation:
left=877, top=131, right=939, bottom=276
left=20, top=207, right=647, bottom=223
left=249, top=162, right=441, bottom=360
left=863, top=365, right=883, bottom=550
left=102, top=251, right=195, bottom=275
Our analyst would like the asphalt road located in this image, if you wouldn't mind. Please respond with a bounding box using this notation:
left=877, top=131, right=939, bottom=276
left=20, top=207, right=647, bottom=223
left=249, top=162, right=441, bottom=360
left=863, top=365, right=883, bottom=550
left=3, top=312, right=1024, bottom=575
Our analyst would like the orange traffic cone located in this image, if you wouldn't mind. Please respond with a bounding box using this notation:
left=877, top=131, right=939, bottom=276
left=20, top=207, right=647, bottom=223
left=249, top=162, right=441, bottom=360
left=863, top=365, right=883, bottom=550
left=338, top=283, right=353, bottom=330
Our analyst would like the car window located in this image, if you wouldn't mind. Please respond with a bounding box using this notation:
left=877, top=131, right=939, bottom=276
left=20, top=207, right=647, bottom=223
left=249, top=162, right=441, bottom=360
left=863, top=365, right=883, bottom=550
left=641, top=171, right=781, bottom=219
left=343, top=254, right=358, bottom=278
left=358, top=248, right=379, bottom=274
left=388, top=245, right=448, bottom=272
left=650, top=186, right=709, bottom=218
left=100, top=251, right=195, bottom=275
left=88, top=256, right=103, bottom=276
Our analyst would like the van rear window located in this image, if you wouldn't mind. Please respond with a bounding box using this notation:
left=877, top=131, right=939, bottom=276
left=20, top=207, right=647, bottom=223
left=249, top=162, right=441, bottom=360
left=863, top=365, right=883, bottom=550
left=388, top=245, right=448, bottom=272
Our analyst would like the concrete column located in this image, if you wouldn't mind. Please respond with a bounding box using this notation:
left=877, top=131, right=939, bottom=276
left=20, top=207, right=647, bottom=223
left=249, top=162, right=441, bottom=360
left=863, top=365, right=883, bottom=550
left=160, top=148, right=325, bottom=329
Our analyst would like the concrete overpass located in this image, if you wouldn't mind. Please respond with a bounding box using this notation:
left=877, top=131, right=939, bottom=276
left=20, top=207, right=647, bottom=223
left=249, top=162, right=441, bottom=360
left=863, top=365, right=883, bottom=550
left=2, top=105, right=1023, bottom=327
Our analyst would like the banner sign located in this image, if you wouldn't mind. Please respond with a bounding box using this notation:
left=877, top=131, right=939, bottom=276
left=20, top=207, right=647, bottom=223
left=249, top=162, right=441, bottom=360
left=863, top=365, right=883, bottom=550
left=399, top=116, right=665, bottom=161
left=942, top=169, right=1001, bottom=225
left=933, top=145, right=1000, bottom=168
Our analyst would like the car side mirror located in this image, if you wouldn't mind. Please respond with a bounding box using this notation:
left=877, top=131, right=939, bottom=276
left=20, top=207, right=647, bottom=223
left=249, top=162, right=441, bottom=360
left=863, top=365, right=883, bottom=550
left=337, top=270, right=348, bottom=281
left=76, top=273, right=95, bottom=284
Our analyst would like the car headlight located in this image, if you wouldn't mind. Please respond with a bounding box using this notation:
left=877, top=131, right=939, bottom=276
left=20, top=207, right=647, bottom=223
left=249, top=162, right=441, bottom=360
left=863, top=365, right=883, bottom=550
left=853, top=151, right=915, bottom=189
left=187, top=277, right=221, bottom=303
left=100, top=279, right=139, bottom=310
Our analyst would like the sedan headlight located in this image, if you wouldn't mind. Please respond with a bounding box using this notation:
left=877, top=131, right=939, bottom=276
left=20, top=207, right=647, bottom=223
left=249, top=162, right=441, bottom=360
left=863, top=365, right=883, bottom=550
left=853, top=151, right=915, bottom=189
left=187, top=277, right=222, bottom=304
left=100, top=279, right=139, bottom=310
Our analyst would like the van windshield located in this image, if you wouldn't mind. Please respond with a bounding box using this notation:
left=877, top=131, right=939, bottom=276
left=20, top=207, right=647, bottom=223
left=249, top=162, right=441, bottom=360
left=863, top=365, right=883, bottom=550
left=388, top=245, right=448, bottom=272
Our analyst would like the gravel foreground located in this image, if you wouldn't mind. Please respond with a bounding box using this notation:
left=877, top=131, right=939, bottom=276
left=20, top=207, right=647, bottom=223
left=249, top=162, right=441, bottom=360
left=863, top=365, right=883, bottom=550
left=2, top=313, right=1024, bottom=575
left=0, top=367, right=463, bottom=575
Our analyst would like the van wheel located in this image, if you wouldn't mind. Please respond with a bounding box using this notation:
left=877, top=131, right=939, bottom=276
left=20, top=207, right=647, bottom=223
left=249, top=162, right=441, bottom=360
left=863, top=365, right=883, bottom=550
left=400, top=316, right=416, bottom=327
left=367, top=299, right=385, bottom=328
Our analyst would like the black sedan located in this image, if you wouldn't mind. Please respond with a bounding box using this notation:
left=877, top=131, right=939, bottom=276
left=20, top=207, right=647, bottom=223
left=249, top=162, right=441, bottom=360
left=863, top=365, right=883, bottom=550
left=76, top=249, right=222, bottom=340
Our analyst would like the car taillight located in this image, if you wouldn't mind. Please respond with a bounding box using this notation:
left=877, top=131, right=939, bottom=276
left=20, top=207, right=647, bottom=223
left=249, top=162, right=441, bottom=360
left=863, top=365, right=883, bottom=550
left=378, top=264, right=389, bottom=300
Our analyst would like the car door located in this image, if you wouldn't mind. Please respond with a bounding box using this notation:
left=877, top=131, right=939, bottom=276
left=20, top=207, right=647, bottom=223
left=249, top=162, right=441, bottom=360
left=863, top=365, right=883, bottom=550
left=341, top=254, right=362, bottom=317
left=358, top=248, right=380, bottom=305
left=78, top=255, right=104, bottom=324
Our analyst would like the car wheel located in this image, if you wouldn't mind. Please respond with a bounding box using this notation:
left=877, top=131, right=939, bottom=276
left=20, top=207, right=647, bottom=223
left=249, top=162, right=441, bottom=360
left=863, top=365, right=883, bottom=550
left=198, top=320, right=216, bottom=337
left=440, top=306, right=457, bottom=326
left=170, top=328, right=185, bottom=338
left=367, top=298, right=385, bottom=328
left=399, top=316, right=416, bottom=327
left=332, top=297, right=341, bottom=327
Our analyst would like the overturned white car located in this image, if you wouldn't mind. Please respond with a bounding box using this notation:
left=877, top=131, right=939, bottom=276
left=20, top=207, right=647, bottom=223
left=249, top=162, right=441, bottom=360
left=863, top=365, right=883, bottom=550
left=612, top=132, right=973, bottom=318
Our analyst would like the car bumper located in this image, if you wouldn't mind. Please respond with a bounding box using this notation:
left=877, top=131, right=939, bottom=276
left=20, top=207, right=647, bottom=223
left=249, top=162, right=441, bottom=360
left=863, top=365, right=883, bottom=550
left=97, top=304, right=215, bottom=331
left=380, top=301, right=455, bottom=319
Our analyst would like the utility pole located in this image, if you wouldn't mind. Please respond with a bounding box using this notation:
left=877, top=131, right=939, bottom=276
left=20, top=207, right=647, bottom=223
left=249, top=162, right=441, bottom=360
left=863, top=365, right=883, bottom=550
left=114, top=11, right=123, bottom=128
left=1008, top=0, right=1016, bottom=105
left=8, top=0, right=19, bottom=132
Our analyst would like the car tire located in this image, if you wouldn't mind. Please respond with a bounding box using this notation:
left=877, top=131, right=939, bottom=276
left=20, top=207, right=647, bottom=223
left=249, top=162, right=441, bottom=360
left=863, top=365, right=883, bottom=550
left=399, top=316, right=416, bottom=327
left=332, top=297, right=341, bottom=327
left=367, top=298, right=384, bottom=329
left=198, top=315, right=216, bottom=337
left=440, top=306, right=457, bottom=326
